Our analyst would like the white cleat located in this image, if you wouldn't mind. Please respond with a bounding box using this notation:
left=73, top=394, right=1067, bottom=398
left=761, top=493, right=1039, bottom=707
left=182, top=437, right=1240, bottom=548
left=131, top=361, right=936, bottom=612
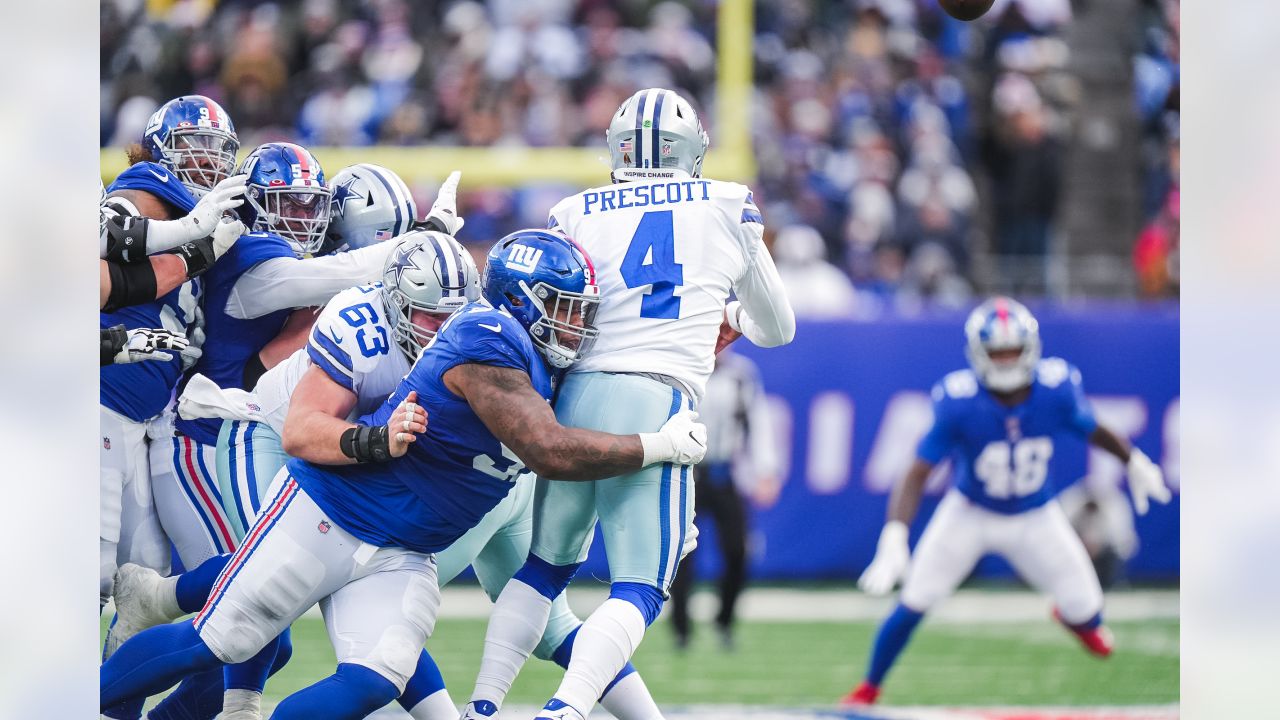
left=460, top=700, right=500, bottom=719
left=104, top=564, right=179, bottom=658
left=534, top=699, right=587, bottom=720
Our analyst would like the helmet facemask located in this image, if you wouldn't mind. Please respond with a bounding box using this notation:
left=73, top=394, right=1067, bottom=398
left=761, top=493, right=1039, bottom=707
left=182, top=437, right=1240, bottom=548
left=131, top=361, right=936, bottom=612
left=246, top=185, right=332, bottom=257
left=519, top=279, right=600, bottom=369
left=159, top=128, right=239, bottom=197
left=384, top=287, right=457, bottom=361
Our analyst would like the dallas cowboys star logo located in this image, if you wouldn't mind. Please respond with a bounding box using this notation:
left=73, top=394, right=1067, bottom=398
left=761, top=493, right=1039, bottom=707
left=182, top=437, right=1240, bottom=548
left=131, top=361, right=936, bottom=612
left=330, top=176, right=364, bottom=218
left=386, top=244, right=427, bottom=289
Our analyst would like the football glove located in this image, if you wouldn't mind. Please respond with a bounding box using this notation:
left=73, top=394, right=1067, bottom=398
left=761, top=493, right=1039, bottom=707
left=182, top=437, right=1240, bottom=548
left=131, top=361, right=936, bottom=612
left=857, top=521, right=910, bottom=596
left=179, top=174, right=248, bottom=240
left=113, top=327, right=192, bottom=365
left=639, top=409, right=708, bottom=466
left=1126, top=448, right=1172, bottom=515
left=211, top=217, right=245, bottom=260
left=422, top=170, right=465, bottom=236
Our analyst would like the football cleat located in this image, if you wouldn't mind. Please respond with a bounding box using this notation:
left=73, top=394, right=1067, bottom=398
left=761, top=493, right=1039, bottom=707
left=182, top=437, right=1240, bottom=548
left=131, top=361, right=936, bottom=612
left=104, top=564, right=180, bottom=658
left=460, top=700, right=500, bottom=719
left=1053, top=607, right=1114, bottom=658
left=534, top=698, right=587, bottom=720
left=839, top=680, right=881, bottom=706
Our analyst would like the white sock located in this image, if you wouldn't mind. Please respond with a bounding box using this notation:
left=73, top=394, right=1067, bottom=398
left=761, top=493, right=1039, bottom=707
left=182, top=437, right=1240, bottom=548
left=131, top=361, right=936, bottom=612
left=599, top=671, right=664, bottom=720
left=471, top=579, right=554, bottom=706
left=407, top=688, right=457, bottom=720
left=554, top=598, right=648, bottom=714
left=220, top=688, right=263, bottom=720
left=155, top=574, right=182, bottom=620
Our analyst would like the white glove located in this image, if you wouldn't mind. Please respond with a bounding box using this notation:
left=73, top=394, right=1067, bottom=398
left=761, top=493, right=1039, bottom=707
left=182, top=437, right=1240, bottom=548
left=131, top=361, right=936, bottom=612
left=423, top=170, right=465, bottom=236
left=114, top=327, right=191, bottom=364
left=182, top=305, right=206, bottom=371
left=680, top=518, right=699, bottom=561
left=857, top=521, right=911, bottom=596
left=1126, top=448, right=1171, bottom=515
left=638, top=409, right=708, bottom=466
left=180, top=174, right=248, bottom=240
left=211, top=217, right=245, bottom=260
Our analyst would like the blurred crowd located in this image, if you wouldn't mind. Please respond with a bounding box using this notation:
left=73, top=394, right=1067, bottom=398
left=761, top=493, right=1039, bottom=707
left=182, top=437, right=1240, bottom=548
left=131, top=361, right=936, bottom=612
left=102, top=0, right=1175, bottom=314
left=1132, top=0, right=1179, bottom=299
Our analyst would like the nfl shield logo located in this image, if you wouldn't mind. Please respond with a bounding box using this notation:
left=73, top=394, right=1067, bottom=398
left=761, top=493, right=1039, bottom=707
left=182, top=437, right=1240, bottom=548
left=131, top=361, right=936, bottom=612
left=318, top=520, right=331, bottom=534
left=103, top=437, right=111, bottom=450
left=661, top=144, right=672, bottom=156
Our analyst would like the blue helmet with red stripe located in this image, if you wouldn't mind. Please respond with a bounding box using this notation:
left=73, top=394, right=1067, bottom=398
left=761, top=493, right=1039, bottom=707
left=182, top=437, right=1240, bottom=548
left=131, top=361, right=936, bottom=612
left=235, top=143, right=331, bottom=257
left=141, top=95, right=239, bottom=198
left=964, top=296, right=1042, bottom=392
left=382, top=230, right=480, bottom=361
left=482, top=229, right=601, bottom=369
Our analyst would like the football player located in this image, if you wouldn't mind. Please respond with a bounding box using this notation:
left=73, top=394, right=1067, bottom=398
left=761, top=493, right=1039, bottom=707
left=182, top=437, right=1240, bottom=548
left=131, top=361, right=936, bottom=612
left=842, top=297, right=1173, bottom=705
left=100, top=230, right=706, bottom=720
left=464, top=88, right=796, bottom=720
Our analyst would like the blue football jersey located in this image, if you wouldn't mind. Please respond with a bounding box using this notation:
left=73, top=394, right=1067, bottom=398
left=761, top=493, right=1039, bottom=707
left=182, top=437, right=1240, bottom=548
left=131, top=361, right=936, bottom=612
left=916, top=357, right=1098, bottom=514
left=173, top=232, right=295, bottom=444
left=100, top=164, right=201, bottom=422
left=289, top=302, right=554, bottom=553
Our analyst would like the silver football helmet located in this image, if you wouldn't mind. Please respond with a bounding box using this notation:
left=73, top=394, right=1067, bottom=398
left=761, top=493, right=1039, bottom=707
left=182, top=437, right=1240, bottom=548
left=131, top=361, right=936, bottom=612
left=327, top=163, right=419, bottom=251
left=382, top=229, right=480, bottom=361
left=964, top=296, right=1042, bottom=392
left=606, top=88, right=710, bottom=182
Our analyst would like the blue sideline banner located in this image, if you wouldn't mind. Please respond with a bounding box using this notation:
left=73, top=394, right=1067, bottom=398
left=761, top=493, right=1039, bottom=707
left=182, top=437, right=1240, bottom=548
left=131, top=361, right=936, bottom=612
left=578, top=303, right=1180, bottom=584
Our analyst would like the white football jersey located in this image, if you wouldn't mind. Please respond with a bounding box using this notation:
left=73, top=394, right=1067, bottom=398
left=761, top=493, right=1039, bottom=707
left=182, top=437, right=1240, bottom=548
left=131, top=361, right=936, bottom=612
left=254, top=283, right=411, bottom=435
left=548, top=177, right=768, bottom=402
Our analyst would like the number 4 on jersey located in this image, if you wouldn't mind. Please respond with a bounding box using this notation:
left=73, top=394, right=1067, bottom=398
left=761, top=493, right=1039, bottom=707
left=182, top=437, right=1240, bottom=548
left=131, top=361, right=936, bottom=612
left=620, top=210, right=683, bottom=319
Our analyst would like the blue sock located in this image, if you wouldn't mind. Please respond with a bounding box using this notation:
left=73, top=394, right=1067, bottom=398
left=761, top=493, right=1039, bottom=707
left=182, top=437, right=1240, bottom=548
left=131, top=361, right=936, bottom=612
left=147, top=669, right=223, bottom=720
left=513, top=554, right=581, bottom=600
left=609, top=581, right=664, bottom=625
left=396, top=649, right=445, bottom=711
left=549, top=625, right=639, bottom=699
left=101, top=621, right=222, bottom=709
left=101, top=697, right=144, bottom=720
left=1065, top=611, right=1103, bottom=631
left=225, top=631, right=285, bottom=692
left=176, top=554, right=231, bottom=614
left=270, top=662, right=399, bottom=720
left=865, top=603, right=925, bottom=686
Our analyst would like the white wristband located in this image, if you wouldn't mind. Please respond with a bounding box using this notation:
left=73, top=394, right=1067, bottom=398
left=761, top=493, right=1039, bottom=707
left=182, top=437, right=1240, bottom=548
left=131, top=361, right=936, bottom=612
left=725, top=301, right=745, bottom=333
left=638, top=432, right=674, bottom=467
left=880, top=520, right=909, bottom=549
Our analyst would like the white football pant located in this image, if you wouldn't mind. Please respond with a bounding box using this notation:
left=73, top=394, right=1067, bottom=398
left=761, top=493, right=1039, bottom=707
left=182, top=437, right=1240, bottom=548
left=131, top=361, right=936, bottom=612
left=100, top=406, right=170, bottom=606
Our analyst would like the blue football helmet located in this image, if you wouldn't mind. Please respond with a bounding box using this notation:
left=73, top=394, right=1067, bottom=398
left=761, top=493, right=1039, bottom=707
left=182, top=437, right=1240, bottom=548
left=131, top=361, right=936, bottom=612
left=483, top=229, right=601, bottom=369
left=235, top=143, right=332, bottom=257
left=141, top=95, right=239, bottom=198
left=964, top=296, right=1042, bottom=392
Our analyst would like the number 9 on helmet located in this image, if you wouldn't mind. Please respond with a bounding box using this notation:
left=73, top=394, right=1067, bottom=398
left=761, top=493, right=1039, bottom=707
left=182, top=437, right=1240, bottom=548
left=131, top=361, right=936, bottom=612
left=482, top=229, right=601, bottom=370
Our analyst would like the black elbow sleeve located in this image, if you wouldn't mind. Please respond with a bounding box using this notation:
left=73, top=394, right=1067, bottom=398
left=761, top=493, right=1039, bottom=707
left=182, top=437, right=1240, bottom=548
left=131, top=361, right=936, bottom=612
left=103, top=260, right=159, bottom=313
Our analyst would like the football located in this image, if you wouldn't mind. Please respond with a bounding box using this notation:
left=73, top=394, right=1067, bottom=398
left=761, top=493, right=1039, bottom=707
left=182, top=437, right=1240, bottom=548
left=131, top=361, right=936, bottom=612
left=938, top=0, right=996, bottom=21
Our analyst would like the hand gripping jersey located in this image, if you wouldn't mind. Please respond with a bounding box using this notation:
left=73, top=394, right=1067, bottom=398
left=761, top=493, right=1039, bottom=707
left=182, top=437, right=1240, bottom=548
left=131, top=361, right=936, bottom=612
left=288, top=302, right=554, bottom=553
left=253, top=283, right=412, bottom=435
left=547, top=178, right=764, bottom=402
left=100, top=163, right=201, bottom=422
left=916, top=357, right=1099, bottom=514
left=173, top=231, right=296, bottom=444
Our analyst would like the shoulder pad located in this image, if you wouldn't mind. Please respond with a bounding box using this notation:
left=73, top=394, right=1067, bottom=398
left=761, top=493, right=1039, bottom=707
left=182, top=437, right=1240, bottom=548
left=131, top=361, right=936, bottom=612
left=939, top=369, right=980, bottom=400
left=1036, top=357, right=1072, bottom=389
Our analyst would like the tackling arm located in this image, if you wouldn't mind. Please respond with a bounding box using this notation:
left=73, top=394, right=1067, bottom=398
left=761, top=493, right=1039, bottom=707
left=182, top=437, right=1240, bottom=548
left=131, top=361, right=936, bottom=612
left=225, top=242, right=397, bottom=320
left=281, top=366, right=426, bottom=465
left=444, top=363, right=705, bottom=481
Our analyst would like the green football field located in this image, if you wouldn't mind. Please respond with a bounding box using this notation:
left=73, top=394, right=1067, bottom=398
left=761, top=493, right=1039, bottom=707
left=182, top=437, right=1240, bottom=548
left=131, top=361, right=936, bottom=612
left=108, top=607, right=1176, bottom=714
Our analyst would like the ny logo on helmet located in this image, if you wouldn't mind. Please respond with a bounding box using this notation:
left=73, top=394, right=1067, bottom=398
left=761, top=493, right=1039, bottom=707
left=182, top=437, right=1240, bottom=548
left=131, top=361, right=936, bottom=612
left=507, top=244, right=544, bottom=274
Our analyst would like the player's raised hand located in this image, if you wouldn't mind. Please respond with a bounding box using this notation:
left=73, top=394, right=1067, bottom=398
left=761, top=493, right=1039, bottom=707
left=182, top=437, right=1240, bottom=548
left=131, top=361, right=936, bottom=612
left=640, top=409, right=708, bottom=466
left=1126, top=448, right=1171, bottom=515
left=387, top=390, right=429, bottom=457
left=183, top=174, right=248, bottom=239
left=114, top=327, right=191, bottom=364
left=424, top=170, right=465, bottom=236
left=858, top=521, right=911, bottom=596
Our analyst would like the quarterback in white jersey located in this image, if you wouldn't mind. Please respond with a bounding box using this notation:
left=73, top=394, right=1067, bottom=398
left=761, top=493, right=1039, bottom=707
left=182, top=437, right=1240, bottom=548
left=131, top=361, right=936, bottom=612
left=466, top=87, right=796, bottom=720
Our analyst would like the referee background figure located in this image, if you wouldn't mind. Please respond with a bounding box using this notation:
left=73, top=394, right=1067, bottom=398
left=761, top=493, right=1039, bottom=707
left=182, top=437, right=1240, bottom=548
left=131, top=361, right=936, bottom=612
left=670, top=346, right=781, bottom=650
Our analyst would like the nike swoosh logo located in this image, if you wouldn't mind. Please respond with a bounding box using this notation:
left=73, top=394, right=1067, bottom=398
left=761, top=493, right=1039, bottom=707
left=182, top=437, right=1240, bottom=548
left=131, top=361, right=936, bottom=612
left=148, top=168, right=169, bottom=183
left=478, top=323, right=502, bottom=333
left=329, top=329, right=344, bottom=344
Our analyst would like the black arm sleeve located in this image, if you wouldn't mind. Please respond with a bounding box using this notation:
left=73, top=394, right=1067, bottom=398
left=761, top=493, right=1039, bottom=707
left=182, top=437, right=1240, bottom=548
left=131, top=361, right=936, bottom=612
left=101, top=325, right=128, bottom=366
left=103, top=260, right=159, bottom=313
